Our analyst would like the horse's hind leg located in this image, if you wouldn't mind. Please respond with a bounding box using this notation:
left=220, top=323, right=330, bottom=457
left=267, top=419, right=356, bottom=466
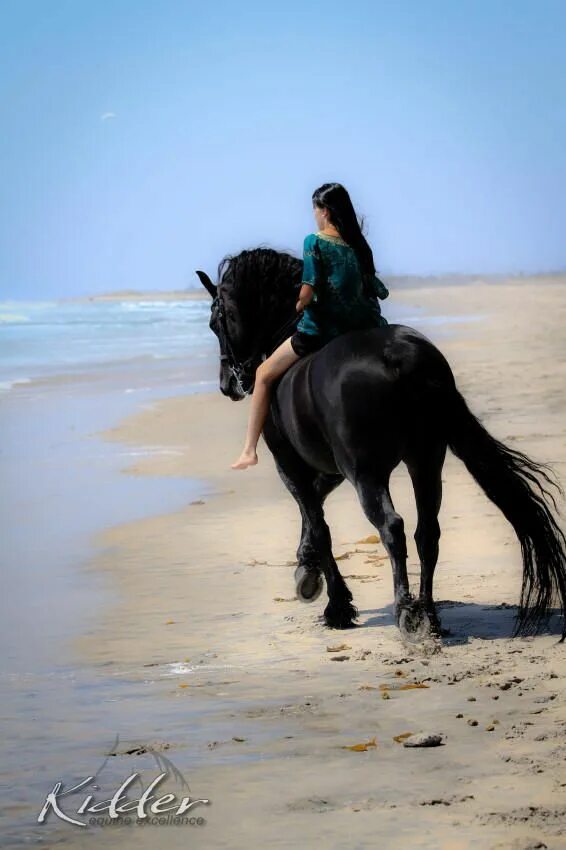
left=354, top=474, right=413, bottom=624
left=406, top=444, right=447, bottom=636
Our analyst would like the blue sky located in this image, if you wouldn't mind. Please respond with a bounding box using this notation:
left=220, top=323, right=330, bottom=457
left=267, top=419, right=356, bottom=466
left=1, top=0, right=565, bottom=298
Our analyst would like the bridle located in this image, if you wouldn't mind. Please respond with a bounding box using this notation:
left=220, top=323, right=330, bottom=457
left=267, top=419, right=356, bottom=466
left=212, top=290, right=300, bottom=395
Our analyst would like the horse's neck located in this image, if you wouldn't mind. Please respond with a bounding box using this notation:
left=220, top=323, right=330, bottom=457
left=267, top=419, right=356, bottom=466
left=262, top=299, right=298, bottom=354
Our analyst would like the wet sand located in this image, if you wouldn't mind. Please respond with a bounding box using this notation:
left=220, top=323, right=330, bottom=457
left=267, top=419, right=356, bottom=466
left=63, top=289, right=211, bottom=303
left=44, top=281, right=566, bottom=848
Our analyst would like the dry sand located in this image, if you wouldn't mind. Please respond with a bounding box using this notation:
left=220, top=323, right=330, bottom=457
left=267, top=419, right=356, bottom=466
left=74, top=282, right=566, bottom=850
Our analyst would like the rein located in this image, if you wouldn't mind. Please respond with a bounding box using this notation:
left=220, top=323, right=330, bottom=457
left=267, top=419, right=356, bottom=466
left=213, top=291, right=299, bottom=395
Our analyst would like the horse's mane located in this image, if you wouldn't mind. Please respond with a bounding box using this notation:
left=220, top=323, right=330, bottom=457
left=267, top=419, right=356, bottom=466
left=217, top=247, right=303, bottom=314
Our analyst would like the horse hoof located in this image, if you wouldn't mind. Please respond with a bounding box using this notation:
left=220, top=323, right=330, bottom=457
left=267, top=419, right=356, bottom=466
left=398, top=607, right=428, bottom=643
left=399, top=607, right=445, bottom=643
left=295, top=565, right=324, bottom=603
left=324, top=613, right=358, bottom=629
left=422, top=611, right=449, bottom=638
left=399, top=607, right=417, bottom=633
left=324, top=601, right=359, bottom=629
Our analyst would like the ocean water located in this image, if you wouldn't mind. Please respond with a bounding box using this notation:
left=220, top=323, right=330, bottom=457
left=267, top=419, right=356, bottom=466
left=0, top=298, right=217, bottom=392
left=0, top=296, right=483, bottom=394
left=0, top=292, right=488, bottom=848
left=0, top=299, right=223, bottom=849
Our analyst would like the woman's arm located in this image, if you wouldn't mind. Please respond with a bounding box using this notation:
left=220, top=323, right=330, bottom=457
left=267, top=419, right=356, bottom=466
left=296, top=283, right=315, bottom=312
left=297, top=234, right=322, bottom=312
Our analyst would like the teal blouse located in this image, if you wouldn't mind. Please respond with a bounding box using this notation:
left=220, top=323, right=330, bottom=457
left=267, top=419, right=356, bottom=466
left=297, top=231, right=389, bottom=343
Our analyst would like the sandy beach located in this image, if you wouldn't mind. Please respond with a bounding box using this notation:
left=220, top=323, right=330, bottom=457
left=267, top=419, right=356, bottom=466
left=4, top=2, right=565, bottom=847
left=4, top=279, right=564, bottom=850
left=54, top=279, right=564, bottom=850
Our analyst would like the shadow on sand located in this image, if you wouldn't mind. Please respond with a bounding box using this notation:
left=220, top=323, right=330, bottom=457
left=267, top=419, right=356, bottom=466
left=358, top=600, right=564, bottom=644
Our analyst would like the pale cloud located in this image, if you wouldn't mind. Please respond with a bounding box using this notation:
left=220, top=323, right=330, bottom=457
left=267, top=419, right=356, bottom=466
left=100, top=112, right=116, bottom=121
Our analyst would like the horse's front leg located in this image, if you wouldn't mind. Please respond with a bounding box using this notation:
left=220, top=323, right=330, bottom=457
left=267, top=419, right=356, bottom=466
left=263, top=416, right=356, bottom=628
left=294, top=484, right=357, bottom=628
left=295, top=472, right=345, bottom=603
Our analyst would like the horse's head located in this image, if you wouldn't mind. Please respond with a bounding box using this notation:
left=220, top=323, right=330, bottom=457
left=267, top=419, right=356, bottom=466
left=197, top=247, right=302, bottom=400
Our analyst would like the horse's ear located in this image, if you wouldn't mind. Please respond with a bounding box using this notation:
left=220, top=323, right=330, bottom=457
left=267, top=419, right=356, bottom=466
left=195, top=270, right=217, bottom=298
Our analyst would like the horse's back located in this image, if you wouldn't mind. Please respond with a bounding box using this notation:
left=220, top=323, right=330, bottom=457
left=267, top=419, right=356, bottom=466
left=320, top=324, right=450, bottom=375
left=272, top=324, right=455, bottom=478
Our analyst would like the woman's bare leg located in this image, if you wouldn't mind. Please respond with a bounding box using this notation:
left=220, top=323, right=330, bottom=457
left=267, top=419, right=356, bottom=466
left=231, top=337, right=301, bottom=469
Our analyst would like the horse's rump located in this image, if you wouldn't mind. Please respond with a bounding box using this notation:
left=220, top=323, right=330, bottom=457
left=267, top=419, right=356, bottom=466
left=271, top=324, right=455, bottom=476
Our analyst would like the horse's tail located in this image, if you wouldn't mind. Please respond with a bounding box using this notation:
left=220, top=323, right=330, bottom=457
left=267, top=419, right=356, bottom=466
left=444, top=387, right=566, bottom=639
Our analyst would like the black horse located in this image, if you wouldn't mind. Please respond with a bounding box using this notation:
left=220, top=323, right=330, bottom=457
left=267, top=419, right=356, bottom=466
left=196, top=247, right=566, bottom=641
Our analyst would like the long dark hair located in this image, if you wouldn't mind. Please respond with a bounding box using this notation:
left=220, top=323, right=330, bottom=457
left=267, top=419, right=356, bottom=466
left=312, top=183, right=376, bottom=277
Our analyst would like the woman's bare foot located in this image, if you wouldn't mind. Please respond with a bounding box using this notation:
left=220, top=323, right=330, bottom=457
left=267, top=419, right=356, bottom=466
left=230, top=449, right=258, bottom=470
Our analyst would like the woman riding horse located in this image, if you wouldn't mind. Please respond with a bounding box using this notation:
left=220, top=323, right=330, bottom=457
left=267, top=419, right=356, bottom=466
left=197, top=187, right=566, bottom=641
left=231, top=183, right=390, bottom=470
